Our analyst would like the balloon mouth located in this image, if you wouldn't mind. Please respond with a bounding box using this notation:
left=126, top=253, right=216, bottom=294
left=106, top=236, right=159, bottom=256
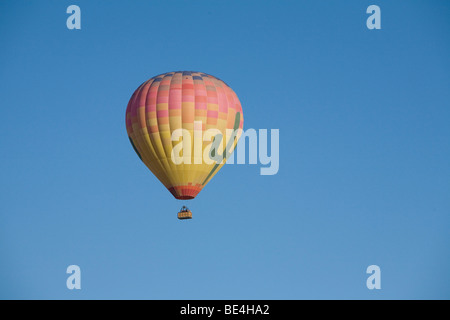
left=168, top=185, right=202, bottom=200
left=175, top=196, right=195, bottom=200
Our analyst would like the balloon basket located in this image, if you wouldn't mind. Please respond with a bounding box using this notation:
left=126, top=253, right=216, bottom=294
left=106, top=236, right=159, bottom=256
left=177, top=206, right=192, bottom=220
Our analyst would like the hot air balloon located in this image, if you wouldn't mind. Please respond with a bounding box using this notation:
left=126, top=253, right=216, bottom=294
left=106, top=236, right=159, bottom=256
left=125, top=71, right=244, bottom=219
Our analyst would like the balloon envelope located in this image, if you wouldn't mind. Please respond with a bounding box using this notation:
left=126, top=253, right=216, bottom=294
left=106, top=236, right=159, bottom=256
left=125, top=71, right=244, bottom=199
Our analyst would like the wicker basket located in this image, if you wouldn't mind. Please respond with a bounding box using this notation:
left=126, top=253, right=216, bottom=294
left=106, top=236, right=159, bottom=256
left=178, top=210, right=192, bottom=220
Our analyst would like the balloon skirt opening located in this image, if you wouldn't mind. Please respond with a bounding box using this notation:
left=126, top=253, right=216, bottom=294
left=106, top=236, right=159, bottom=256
left=168, top=185, right=202, bottom=200
left=175, top=195, right=195, bottom=200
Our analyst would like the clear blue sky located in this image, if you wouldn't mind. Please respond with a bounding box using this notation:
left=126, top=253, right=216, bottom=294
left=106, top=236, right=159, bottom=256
left=0, top=0, right=449, bottom=299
